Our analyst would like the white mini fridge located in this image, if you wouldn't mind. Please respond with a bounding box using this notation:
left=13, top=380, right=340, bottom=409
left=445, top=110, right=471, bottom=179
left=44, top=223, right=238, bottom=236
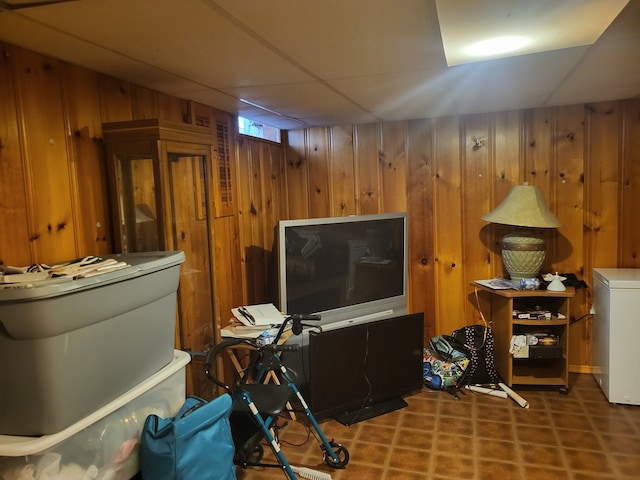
left=592, top=268, right=640, bottom=405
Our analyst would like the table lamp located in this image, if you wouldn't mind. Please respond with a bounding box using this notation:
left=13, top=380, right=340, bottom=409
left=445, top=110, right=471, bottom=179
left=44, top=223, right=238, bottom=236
left=482, top=183, right=561, bottom=281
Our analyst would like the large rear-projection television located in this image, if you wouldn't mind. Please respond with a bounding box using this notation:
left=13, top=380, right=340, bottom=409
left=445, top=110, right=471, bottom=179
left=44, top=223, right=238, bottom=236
left=277, top=212, right=408, bottom=326
left=275, top=213, right=423, bottom=423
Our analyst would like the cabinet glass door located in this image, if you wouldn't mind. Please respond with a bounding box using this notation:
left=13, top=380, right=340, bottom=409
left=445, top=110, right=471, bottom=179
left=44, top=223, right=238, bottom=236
left=114, top=154, right=159, bottom=253
left=167, top=151, right=215, bottom=354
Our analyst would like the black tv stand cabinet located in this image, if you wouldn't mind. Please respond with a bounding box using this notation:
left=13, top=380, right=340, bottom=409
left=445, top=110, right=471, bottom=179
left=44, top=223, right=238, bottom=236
left=333, top=396, right=409, bottom=426
left=304, top=312, right=424, bottom=424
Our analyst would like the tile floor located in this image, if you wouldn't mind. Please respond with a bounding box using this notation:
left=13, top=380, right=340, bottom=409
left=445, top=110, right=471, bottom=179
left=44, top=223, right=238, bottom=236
left=235, top=374, right=640, bottom=480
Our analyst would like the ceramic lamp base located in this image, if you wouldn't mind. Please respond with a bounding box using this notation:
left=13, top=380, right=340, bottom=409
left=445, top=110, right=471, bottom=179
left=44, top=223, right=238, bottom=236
left=502, top=230, right=546, bottom=281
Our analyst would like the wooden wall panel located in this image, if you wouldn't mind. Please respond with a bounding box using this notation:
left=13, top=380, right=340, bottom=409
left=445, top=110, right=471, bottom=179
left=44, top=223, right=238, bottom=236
left=283, top=129, right=308, bottom=220
left=406, top=119, right=436, bottom=338
left=329, top=125, right=357, bottom=216
left=13, top=48, right=77, bottom=263
left=235, top=136, right=288, bottom=305
left=61, top=63, right=111, bottom=257
left=212, top=215, right=242, bottom=329
left=0, top=43, right=31, bottom=267
left=462, top=115, right=494, bottom=286
left=264, top=141, right=289, bottom=229
left=524, top=108, right=554, bottom=191
left=433, top=116, right=466, bottom=334
left=488, top=111, right=524, bottom=278
left=263, top=140, right=289, bottom=305
left=236, top=135, right=260, bottom=302
left=552, top=105, right=589, bottom=370
left=582, top=101, right=622, bottom=373
left=584, top=101, right=621, bottom=274
left=98, top=75, right=133, bottom=122
left=354, top=123, right=381, bottom=214
left=247, top=139, right=268, bottom=301
left=307, top=127, right=331, bottom=218
left=380, top=121, right=408, bottom=213
left=158, top=92, right=189, bottom=123
left=552, top=105, right=585, bottom=274
left=523, top=108, right=557, bottom=275
left=259, top=141, right=277, bottom=241
left=620, top=99, right=640, bottom=268
left=461, top=114, right=493, bottom=324
left=131, top=84, right=159, bottom=120
left=235, top=135, right=251, bottom=298
left=258, top=141, right=287, bottom=303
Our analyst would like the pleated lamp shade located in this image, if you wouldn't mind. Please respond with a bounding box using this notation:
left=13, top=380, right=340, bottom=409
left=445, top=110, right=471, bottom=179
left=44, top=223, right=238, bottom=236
left=482, top=184, right=561, bottom=281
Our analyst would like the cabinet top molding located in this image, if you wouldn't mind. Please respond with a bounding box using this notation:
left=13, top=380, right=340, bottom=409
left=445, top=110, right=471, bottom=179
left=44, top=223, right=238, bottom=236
left=102, top=118, right=214, bottom=144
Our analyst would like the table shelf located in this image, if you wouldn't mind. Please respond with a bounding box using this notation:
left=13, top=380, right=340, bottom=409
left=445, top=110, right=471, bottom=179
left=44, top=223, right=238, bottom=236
left=473, top=282, right=574, bottom=392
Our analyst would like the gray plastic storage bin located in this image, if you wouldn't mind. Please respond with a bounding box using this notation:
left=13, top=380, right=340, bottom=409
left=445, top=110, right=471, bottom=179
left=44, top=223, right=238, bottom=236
left=0, top=251, right=185, bottom=436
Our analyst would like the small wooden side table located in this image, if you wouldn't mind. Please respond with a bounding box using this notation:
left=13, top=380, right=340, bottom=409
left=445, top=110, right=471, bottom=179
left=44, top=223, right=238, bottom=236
left=472, top=282, right=575, bottom=393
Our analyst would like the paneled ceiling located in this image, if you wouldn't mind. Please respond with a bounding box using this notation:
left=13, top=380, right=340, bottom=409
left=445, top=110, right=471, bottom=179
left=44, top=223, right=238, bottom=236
left=0, top=0, right=639, bottom=130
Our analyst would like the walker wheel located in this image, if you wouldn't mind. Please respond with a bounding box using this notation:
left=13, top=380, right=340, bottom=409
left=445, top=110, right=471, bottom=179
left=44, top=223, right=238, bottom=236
left=238, top=442, right=264, bottom=465
left=323, top=442, right=349, bottom=468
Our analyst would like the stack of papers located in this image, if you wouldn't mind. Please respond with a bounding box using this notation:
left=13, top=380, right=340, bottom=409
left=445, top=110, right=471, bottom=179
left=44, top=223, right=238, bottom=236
left=221, top=324, right=274, bottom=339
left=475, top=278, right=515, bottom=290
left=231, top=303, right=287, bottom=326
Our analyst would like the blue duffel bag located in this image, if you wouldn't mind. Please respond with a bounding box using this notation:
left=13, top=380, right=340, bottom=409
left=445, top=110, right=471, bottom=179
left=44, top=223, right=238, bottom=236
left=140, top=394, right=236, bottom=480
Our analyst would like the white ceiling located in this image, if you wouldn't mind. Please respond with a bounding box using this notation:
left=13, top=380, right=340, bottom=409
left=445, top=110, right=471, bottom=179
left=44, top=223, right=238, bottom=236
left=0, top=0, right=639, bottom=130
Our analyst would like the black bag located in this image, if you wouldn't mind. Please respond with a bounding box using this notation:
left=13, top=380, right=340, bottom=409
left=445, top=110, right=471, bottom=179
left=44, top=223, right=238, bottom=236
left=451, top=325, right=502, bottom=385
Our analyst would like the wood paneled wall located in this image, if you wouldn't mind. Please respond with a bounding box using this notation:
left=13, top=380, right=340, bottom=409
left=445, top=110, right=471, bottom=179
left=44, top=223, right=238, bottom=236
left=281, top=103, right=640, bottom=372
left=2, top=42, right=639, bottom=375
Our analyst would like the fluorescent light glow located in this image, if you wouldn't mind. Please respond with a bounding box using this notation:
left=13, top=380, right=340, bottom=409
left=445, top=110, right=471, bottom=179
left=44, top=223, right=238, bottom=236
left=466, top=36, right=530, bottom=57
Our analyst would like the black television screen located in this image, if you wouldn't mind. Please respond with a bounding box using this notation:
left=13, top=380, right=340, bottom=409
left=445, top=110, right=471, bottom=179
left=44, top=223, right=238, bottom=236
left=277, top=212, right=408, bottom=327
left=307, top=312, right=424, bottom=424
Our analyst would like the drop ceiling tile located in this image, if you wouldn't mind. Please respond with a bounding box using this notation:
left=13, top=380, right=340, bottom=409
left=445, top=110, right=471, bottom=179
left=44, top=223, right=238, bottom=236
left=222, top=81, right=378, bottom=126
left=0, top=12, right=205, bottom=93
left=211, top=0, right=446, bottom=79
left=176, top=88, right=244, bottom=116
left=16, top=0, right=314, bottom=87
left=329, top=47, right=588, bottom=120
left=294, top=112, right=378, bottom=127
left=546, top=0, right=640, bottom=105
left=329, top=71, right=456, bottom=121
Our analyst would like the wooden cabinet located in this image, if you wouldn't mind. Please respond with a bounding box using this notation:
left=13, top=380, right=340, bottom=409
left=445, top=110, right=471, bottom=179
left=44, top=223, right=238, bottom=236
left=473, top=283, right=575, bottom=392
left=102, top=119, right=220, bottom=398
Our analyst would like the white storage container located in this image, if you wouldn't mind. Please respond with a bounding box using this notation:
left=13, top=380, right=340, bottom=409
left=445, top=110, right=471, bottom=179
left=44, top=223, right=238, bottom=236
left=0, top=251, right=185, bottom=436
left=592, top=268, right=640, bottom=405
left=0, top=350, right=190, bottom=480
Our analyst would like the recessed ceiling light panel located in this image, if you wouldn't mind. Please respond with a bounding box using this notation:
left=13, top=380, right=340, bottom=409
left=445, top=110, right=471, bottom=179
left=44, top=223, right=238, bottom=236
left=436, top=0, right=630, bottom=66
left=466, top=35, right=530, bottom=57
